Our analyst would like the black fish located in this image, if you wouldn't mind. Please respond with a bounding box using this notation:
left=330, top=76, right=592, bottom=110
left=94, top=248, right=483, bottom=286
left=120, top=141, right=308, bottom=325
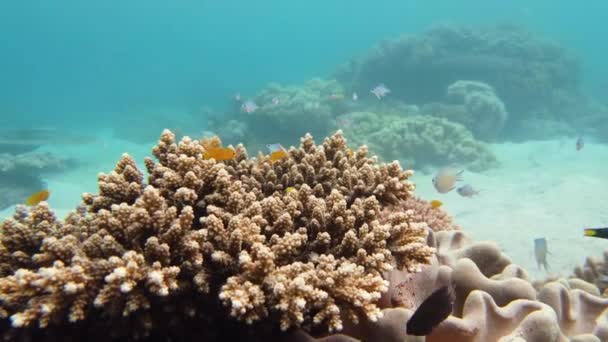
left=584, top=227, right=608, bottom=239
left=406, top=285, right=454, bottom=336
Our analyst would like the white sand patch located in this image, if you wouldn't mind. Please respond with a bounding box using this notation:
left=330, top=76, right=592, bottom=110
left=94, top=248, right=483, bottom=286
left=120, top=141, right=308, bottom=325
left=414, top=139, right=608, bottom=281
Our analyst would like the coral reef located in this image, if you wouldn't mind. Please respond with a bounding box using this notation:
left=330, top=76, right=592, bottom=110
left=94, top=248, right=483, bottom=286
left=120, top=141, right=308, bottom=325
left=0, top=152, right=68, bottom=210
left=444, top=80, right=508, bottom=141
left=210, top=79, right=347, bottom=152
left=294, top=230, right=608, bottom=342
left=334, top=24, right=581, bottom=136
left=341, top=111, right=497, bottom=172
left=572, top=250, right=608, bottom=295
left=383, top=197, right=460, bottom=232
left=0, top=130, right=434, bottom=340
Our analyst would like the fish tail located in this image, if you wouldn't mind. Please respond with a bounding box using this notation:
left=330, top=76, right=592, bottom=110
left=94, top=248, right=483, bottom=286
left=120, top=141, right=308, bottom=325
left=456, top=170, right=464, bottom=181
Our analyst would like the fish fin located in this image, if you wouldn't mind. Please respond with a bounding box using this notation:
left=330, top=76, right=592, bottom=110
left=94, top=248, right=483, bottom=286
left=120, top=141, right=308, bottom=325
left=456, top=170, right=464, bottom=181
left=406, top=286, right=454, bottom=336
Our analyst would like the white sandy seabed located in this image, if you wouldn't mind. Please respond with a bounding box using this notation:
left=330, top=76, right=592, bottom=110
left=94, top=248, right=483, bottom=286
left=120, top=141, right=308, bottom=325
left=2, top=134, right=607, bottom=281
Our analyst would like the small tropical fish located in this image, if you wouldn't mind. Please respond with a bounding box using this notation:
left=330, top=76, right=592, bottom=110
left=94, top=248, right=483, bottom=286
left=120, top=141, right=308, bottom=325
left=203, top=147, right=236, bottom=161
left=576, top=136, right=584, bottom=151
left=286, top=186, right=296, bottom=194
left=584, top=227, right=608, bottom=239
left=352, top=92, right=358, bottom=101
left=271, top=97, right=280, bottom=106
left=456, top=184, right=479, bottom=198
left=406, top=286, right=454, bottom=336
left=432, top=168, right=463, bottom=194
left=270, top=150, right=288, bottom=162
left=267, top=143, right=288, bottom=162
left=534, top=237, right=549, bottom=271
left=371, top=84, right=390, bottom=100
left=430, top=200, right=443, bottom=209
left=328, top=94, right=345, bottom=101
left=241, top=100, right=258, bottom=114
left=26, top=190, right=50, bottom=206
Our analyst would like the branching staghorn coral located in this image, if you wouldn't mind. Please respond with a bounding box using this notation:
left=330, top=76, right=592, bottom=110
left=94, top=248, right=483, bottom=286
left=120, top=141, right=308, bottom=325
left=0, top=130, right=433, bottom=340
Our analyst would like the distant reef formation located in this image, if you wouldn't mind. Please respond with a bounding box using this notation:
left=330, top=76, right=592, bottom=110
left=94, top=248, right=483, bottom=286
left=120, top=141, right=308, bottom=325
left=210, top=77, right=499, bottom=173
left=1, top=130, right=607, bottom=342
left=340, top=111, right=498, bottom=172
left=0, top=151, right=69, bottom=210
left=202, top=24, right=608, bottom=173
left=333, top=24, right=589, bottom=140
left=0, top=128, right=80, bottom=209
left=210, top=78, right=348, bottom=152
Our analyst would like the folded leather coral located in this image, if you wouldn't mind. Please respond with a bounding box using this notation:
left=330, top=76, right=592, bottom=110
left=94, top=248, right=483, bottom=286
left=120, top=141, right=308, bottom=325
left=0, top=130, right=434, bottom=340
left=294, top=230, right=608, bottom=342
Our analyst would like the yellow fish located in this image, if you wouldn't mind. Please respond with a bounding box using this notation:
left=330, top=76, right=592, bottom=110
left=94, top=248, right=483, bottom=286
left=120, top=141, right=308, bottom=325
left=266, top=143, right=288, bottom=163
left=26, top=190, right=50, bottom=206
left=270, top=149, right=288, bottom=162
left=286, top=186, right=296, bottom=193
left=203, top=147, right=236, bottom=161
left=430, top=200, right=443, bottom=209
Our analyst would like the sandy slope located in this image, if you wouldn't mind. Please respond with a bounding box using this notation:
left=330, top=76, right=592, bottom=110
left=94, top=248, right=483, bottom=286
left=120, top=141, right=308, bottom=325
left=414, top=139, right=608, bottom=280
left=2, top=135, right=607, bottom=281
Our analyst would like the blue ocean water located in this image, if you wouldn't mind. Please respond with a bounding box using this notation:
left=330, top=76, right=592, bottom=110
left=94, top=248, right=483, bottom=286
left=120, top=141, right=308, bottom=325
left=1, top=0, right=606, bottom=130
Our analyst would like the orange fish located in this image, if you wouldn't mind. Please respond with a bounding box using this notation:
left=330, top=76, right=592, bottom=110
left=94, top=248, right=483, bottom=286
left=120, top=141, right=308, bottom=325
left=266, top=143, right=288, bottom=163
left=26, top=190, right=50, bottom=206
left=430, top=200, right=443, bottom=209
left=203, top=147, right=236, bottom=161
left=269, top=149, right=288, bottom=162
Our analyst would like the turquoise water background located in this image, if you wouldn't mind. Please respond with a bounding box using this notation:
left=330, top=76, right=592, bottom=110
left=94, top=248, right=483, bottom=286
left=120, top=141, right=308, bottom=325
left=1, top=0, right=606, bottom=130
